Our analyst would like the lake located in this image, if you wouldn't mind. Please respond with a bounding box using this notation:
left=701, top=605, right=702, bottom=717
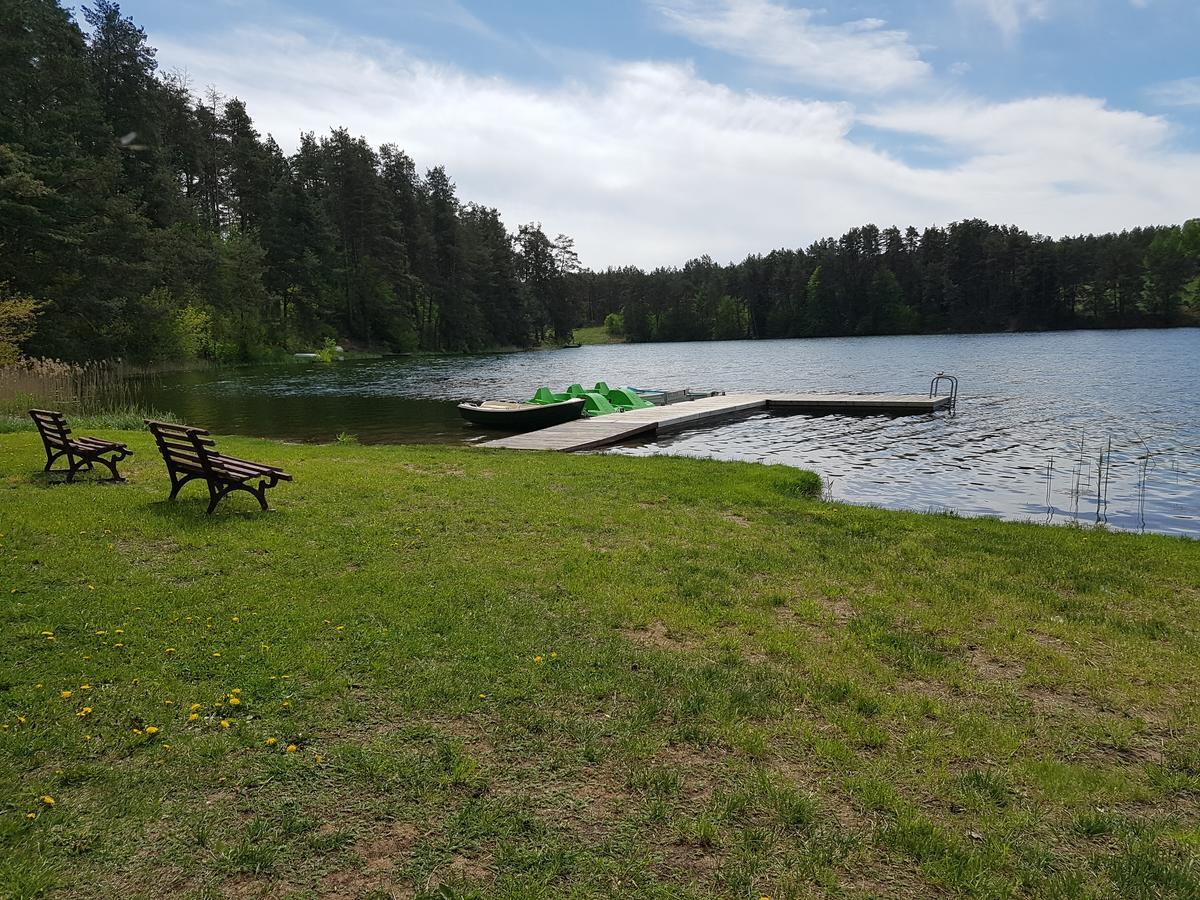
left=137, top=329, right=1200, bottom=537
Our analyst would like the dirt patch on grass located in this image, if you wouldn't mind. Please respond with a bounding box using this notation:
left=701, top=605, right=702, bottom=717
left=657, top=841, right=723, bottom=881
left=620, top=620, right=699, bottom=651
left=818, top=595, right=856, bottom=626
left=964, top=644, right=1024, bottom=681
left=723, top=512, right=752, bottom=528
left=315, top=822, right=421, bottom=898
left=358, top=822, right=419, bottom=872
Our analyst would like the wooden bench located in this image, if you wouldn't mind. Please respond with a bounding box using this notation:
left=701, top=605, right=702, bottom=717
left=145, top=420, right=292, bottom=513
left=29, top=409, right=132, bottom=482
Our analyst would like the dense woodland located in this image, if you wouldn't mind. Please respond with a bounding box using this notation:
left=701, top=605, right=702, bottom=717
left=1, top=1, right=1198, bottom=365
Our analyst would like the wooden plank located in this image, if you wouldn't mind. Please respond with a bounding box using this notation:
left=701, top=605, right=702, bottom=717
left=481, top=394, right=770, bottom=451
left=478, top=391, right=949, bottom=453
left=767, top=393, right=950, bottom=412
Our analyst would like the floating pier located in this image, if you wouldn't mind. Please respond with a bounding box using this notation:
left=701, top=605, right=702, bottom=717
left=480, top=392, right=950, bottom=452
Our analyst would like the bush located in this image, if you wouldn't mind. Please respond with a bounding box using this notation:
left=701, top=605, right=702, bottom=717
left=604, top=312, right=624, bottom=337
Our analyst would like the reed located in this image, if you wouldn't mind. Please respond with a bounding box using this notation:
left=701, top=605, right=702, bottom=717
left=0, top=358, right=139, bottom=416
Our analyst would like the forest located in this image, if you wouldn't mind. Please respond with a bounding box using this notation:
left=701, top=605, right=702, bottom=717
left=1, top=0, right=1198, bottom=365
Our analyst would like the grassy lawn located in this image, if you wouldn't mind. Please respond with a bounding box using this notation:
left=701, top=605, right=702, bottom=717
left=1, top=430, right=1198, bottom=899
left=569, top=325, right=626, bottom=346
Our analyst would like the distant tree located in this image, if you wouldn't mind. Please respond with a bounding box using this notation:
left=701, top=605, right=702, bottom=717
left=0, top=286, right=39, bottom=364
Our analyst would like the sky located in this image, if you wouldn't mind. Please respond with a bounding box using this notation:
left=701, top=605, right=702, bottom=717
left=90, top=0, right=1200, bottom=269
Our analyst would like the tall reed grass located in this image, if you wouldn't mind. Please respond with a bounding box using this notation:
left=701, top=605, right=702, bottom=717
left=0, top=358, right=176, bottom=431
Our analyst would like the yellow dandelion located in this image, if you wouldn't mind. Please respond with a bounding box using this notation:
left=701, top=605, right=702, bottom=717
left=61, top=690, right=72, bottom=699
left=190, top=703, right=202, bottom=712
left=280, top=674, right=290, bottom=679
left=265, top=737, right=278, bottom=746
left=26, top=812, right=36, bottom=820
left=228, top=697, right=241, bottom=706
left=550, top=651, right=558, bottom=659
left=76, top=707, right=92, bottom=717
left=95, top=630, right=106, bottom=635
left=231, top=616, right=240, bottom=622
left=80, top=684, right=91, bottom=690
left=164, top=699, right=174, bottom=705
left=83, top=735, right=92, bottom=741
left=314, top=755, right=322, bottom=763
left=41, top=795, right=55, bottom=806
left=286, top=744, right=297, bottom=753
left=113, top=642, right=124, bottom=648
left=132, top=728, right=142, bottom=735
left=335, top=625, right=345, bottom=632
left=212, top=651, right=221, bottom=657
left=230, top=688, right=241, bottom=695
left=479, top=693, right=487, bottom=699
left=188, top=713, right=199, bottom=722
left=220, top=720, right=230, bottom=729
left=533, top=655, right=544, bottom=664
left=87, top=584, right=94, bottom=590
left=40, top=631, right=53, bottom=637
left=165, top=648, right=176, bottom=654
left=17, top=716, right=27, bottom=724
left=113, top=629, right=124, bottom=635
left=145, top=726, right=159, bottom=735
left=281, top=700, right=291, bottom=709
left=83, top=655, right=91, bottom=661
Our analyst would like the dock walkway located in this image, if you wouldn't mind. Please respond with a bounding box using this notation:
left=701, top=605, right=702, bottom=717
left=480, top=392, right=949, bottom=452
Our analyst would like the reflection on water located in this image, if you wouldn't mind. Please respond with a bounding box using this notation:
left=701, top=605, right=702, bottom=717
left=135, top=329, right=1200, bottom=537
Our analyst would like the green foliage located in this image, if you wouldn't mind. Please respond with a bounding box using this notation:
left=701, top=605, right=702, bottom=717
left=316, top=337, right=340, bottom=364
left=0, top=285, right=39, bottom=364
left=603, top=311, right=624, bottom=337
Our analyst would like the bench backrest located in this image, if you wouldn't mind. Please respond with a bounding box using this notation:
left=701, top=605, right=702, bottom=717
left=144, top=419, right=218, bottom=472
left=29, top=409, right=71, bottom=448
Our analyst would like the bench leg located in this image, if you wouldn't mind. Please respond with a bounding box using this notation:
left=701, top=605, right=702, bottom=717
left=206, top=480, right=222, bottom=514
left=168, top=471, right=201, bottom=500
left=206, top=480, right=271, bottom=514
left=94, top=455, right=125, bottom=482
left=44, top=449, right=66, bottom=473
left=64, top=454, right=88, bottom=484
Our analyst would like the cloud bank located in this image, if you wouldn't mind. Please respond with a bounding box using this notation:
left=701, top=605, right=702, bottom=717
left=157, top=20, right=1199, bottom=269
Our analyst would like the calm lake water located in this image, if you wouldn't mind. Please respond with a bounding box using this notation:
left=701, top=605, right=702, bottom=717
left=137, top=329, right=1200, bottom=537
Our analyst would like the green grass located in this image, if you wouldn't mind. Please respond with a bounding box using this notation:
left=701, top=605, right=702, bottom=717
left=569, top=325, right=626, bottom=345
left=0, top=431, right=1198, bottom=898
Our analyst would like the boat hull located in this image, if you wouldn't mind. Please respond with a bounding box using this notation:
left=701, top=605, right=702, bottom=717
left=458, top=398, right=586, bottom=430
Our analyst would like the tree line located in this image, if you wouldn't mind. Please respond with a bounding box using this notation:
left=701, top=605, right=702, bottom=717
left=1, top=0, right=581, bottom=364
left=586, top=220, right=1200, bottom=343
left=1, top=1, right=1197, bottom=366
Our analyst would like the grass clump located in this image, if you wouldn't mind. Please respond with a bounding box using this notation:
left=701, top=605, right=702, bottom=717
left=0, top=430, right=1197, bottom=897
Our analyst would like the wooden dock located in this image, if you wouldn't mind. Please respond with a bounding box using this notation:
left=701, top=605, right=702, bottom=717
left=480, top=392, right=950, bottom=452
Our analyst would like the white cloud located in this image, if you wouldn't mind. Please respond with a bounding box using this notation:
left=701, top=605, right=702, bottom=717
left=652, top=0, right=929, bottom=93
left=1146, top=76, right=1200, bottom=108
left=157, top=28, right=1199, bottom=268
left=956, top=0, right=1051, bottom=38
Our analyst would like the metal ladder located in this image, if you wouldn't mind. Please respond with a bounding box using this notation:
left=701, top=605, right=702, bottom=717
left=929, top=372, right=958, bottom=413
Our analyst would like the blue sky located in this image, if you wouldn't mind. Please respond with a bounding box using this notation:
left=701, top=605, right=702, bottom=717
left=90, top=1, right=1200, bottom=267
